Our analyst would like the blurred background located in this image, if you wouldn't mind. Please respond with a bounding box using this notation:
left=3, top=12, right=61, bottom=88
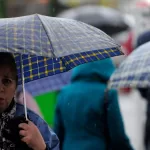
left=2, top=0, right=150, bottom=150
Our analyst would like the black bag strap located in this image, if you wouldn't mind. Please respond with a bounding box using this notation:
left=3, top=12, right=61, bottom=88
left=104, top=88, right=111, bottom=150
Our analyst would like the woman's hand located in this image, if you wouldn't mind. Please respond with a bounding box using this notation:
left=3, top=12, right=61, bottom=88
left=19, top=121, right=46, bottom=150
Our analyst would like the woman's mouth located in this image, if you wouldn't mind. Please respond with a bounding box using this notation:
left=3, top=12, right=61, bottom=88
left=0, top=98, right=5, bottom=103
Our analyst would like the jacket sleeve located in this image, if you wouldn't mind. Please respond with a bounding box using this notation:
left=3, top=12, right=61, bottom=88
left=36, top=117, right=60, bottom=150
left=53, top=99, right=64, bottom=150
left=107, top=89, right=134, bottom=150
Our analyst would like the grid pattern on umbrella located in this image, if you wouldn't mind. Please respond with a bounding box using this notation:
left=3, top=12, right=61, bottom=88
left=39, top=15, right=120, bottom=57
left=0, top=14, right=121, bottom=59
left=109, top=44, right=150, bottom=88
left=0, top=14, right=53, bottom=57
left=14, top=46, right=122, bottom=85
left=22, top=71, right=71, bottom=96
left=0, top=14, right=123, bottom=85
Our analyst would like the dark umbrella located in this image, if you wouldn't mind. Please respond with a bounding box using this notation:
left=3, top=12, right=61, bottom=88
left=58, top=5, right=132, bottom=36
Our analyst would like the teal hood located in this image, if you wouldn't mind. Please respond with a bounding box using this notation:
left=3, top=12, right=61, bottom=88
left=71, top=58, right=115, bottom=83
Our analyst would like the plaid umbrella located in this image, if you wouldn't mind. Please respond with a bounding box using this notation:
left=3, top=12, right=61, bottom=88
left=0, top=14, right=122, bottom=85
left=108, top=42, right=150, bottom=89
left=19, top=71, right=72, bottom=96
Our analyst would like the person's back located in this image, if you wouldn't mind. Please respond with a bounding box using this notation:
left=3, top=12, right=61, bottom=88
left=54, top=58, right=134, bottom=150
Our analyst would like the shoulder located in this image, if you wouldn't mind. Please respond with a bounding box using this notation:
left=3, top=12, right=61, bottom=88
left=16, top=103, right=59, bottom=148
left=56, top=86, right=72, bottom=106
left=57, top=87, right=67, bottom=101
left=15, top=103, right=41, bottom=124
left=58, top=83, right=78, bottom=98
left=107, top=89, right=118, bottom=102
left=107, top=88, right=118, bottom=96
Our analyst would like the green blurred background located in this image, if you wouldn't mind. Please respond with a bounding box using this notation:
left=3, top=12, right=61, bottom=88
left=35, top=91, right=59, bottom=127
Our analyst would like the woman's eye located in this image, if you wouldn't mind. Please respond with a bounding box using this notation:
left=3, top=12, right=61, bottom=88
left=2, top=78, right=12, bottom=86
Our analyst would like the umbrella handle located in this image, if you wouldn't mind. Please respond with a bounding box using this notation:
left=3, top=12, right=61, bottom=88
left=20, top=55, right=28, bottom=121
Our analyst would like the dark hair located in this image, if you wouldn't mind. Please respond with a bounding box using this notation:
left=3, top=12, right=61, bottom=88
left=136, top=31, right=150, bottom=48
left=0, top=52, right=18, bottom=85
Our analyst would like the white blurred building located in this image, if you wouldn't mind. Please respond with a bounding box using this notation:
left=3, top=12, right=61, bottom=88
left=119, top=89, right=146, bottom=150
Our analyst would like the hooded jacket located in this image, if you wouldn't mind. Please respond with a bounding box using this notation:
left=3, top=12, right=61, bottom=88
left=54, top=58, right=133, bottom=150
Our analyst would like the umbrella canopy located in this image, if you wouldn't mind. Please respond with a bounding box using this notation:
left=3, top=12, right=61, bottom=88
left=0, top=14, right=122, bottom=85
left=21, top=71, right=71, bottom=96
left=108, top=42, right=150, bottom=89
left=0, top=14, right=123, bottom=119
left=58, top=5, right=131, bottom=35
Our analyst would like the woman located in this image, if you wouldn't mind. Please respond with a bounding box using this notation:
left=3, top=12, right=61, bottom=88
left=0, top=52, right=59, bottom=150
left=54, top=58, right=133, bottom=150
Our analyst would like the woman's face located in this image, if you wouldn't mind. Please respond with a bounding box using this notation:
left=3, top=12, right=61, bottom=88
left=0, top=66, right=16, bottom=113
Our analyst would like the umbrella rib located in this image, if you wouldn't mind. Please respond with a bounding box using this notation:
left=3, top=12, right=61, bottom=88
left=36, top=14, right=56, bottom=58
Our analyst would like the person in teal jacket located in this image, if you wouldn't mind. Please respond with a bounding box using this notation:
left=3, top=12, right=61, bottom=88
left=54, top=58, right=134, bottom=150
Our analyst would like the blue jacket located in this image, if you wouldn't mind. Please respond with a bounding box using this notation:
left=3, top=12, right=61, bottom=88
left=15, top=103, right=59, bottom=150
left=54, top=59, right=134, bottom=150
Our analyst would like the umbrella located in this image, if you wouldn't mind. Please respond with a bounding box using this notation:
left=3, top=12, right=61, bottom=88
left=108, top=42, right=150, bottom=89
left=58, top=5, right=131, bottom=35
left=0, top=14, right=122, bottom=118
left=58, top=0, right=100, bottom=7
left=19, top=71, right=71, bottom=96
left=0, top=14, right=122, bottom=83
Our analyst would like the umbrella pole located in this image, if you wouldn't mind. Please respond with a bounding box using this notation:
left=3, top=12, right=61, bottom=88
left=21, top=55, right=28, bottom=120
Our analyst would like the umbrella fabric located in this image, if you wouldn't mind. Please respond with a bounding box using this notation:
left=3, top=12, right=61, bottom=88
left=18, top=71, right=71, bottom=96
left=58, top=5, right=130, bottom=35
left=108, top=42, right=150, bottom=89
left=0, top=14, right=122, bottom=85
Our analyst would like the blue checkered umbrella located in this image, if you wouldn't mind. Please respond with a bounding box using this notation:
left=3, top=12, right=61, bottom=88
left=18, top=71, right=72, bottom=96
left=0, top=14, right=122, bottom=85
left=0, top=14, right=123, bottom=119
left=108, top=42, right=150, bottom=89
